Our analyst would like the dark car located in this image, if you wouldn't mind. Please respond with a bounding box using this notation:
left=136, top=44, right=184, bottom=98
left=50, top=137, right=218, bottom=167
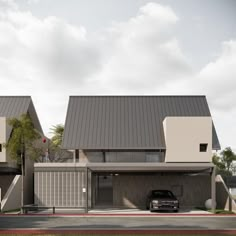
left=146, top=190, right=179, bottom=212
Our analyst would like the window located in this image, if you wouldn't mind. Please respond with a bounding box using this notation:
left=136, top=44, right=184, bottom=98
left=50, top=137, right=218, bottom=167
left=200, top=143, right=208, bottom=152
left=0, top=144, right=2, bottom=152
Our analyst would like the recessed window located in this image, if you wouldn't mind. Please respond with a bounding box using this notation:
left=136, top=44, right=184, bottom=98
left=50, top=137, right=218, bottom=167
left=200, top=143, right=208, bottom=152
left=0, top=144, right=2, bottom=152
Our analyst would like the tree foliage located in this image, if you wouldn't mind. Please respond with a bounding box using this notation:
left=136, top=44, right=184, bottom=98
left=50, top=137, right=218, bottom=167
left=212, top=147, right=236, bottom=176
left=50, top=124, right=64, bottom=147
left=5, top=113, right=41, bottom=163
left=48, top=124, right=72, bottom=162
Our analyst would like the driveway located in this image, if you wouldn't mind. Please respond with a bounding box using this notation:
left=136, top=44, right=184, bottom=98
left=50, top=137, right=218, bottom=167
left=13, top=207, right=211, bottom=215
left=88, top=207, right=211, bottom=214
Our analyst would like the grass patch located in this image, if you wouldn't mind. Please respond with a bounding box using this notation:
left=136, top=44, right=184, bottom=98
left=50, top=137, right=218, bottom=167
left=209, top=209, right=235, bottom=214
left=195, top=207, right=235, bottom=214
left=1, top=208, right=20, bottom=213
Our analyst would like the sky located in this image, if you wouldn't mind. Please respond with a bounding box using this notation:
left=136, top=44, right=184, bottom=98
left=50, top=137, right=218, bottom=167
left=0, top=0, right=236, bottom=150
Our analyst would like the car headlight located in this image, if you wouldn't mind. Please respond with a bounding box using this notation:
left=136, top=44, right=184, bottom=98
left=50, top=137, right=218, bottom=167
left=173, top=200, right=178, bottom=204
left=152, top=200, right=159, bottom=204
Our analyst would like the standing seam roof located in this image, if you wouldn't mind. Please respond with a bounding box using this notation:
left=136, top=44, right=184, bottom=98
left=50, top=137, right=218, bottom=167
left=0, top=96, right=43, bottom=134
left=62, top=96, right=220, bottom=150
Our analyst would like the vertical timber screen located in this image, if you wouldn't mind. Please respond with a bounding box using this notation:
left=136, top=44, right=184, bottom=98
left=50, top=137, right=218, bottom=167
left=34, top=169, right=86, bottom=207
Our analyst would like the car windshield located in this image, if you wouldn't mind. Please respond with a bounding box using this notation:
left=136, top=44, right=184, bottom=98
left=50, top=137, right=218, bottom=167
left=152, top=190, right=174, bottom=198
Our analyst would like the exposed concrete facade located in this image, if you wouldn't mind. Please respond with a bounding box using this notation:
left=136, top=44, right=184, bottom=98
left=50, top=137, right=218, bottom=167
left=1, top=155, right=34, bottom=211
left=163, top=117, right=212, bottom=162
left=216, top=175, right=236, bottom=212
left=0, top=175, right=15, bottom=200
left=113, top=174, right=211, bottom=208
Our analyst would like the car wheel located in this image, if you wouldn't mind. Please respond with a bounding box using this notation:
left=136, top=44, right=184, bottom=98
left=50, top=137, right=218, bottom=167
left=149, top=202, right=154, bottom=212
left=174, top=209, right=178, bottom=213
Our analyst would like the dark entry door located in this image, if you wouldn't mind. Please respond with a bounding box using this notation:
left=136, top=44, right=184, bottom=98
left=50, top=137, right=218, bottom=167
left=96, top=174, right=113, bottom=206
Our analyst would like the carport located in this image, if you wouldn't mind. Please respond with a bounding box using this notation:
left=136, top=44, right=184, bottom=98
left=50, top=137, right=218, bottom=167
left=87, top=162, right=216, bottom=212
left=34, top=162, right=216, bottom=213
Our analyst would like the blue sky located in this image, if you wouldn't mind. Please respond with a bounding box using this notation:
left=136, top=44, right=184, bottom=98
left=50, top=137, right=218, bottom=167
left=0, top=0, right=236, bottom=150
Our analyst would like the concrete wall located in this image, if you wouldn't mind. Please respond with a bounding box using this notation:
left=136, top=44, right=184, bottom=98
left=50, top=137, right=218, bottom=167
left=163, top=117, right=212, bottom=162
left=0, top=158, right=34, bottom=211
left=0, top=117, right=7, bottom=162
left=113, top=174, right=211, bottom=209
left=1, top=175, right=21, bottom=212
left=24, top=156, right=34, bottom=205
left=216, top=175, right=236, bottom=212
left=0, top=175, right=15, bottom=200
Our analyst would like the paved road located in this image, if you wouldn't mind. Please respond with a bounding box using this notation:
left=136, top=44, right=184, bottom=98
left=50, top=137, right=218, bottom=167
left=0, top=215, right=235, bottom=230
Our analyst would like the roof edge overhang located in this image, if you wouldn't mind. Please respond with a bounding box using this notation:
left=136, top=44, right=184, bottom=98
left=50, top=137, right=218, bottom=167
left=0, top=163, right=21, bottom=174
left=86, top=162, right=214, bottom=172
left=34, top=162, right=214, bottom=173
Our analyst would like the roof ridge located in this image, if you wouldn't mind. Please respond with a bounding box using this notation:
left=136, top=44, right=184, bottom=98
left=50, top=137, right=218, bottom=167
left=0, top=96, right=31, bottom=98
left=69, top=95, right=206, bottom=98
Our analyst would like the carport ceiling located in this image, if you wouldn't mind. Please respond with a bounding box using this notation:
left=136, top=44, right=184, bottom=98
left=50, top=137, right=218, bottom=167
left=87, top=163, right=214, bottom=173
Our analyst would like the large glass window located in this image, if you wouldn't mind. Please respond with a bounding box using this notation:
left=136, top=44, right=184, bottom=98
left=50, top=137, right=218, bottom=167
left=85, top=151, right=165, bottom=162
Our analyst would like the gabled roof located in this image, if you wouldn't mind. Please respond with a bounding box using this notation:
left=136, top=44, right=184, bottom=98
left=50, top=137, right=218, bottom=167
left=0, top=96, right=43, bottom=135
left=62, top=96, right=220, bottom=150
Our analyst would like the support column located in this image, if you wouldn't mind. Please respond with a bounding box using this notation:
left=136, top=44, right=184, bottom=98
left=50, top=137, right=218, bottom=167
left=211, top=166, right=216, bottom=213
left=85, top=167, right=88, bottom=213
left=75, top=149, right=79, bottom=163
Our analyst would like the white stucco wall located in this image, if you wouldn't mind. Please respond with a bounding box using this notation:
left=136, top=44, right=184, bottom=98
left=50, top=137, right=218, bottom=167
left=0, top=117, right=7, bottom=162
left=163, top=117, right=212, bottom=162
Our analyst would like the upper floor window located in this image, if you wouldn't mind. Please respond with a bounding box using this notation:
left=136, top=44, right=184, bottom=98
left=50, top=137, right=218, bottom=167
left=200, top=143, right=208, bottom=152
left=0, top=144, right=2, bottom=152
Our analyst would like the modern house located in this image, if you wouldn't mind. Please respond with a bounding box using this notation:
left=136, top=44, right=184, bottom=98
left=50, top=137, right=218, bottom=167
left=34, top=95, right=220, bottom=211
left=0, top=96, right=43, bottom=211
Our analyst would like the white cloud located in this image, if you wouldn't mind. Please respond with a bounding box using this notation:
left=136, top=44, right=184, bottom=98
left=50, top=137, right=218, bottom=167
left=0, top=0, right=102, bottom=135
left=0, top=0, right=235, bottom=150
left=0, top=0, right=17, bottom=12
left=197, top=40, right=236, bottom=111
left=0, top=1, right=101, bottom=87
left=27, top=0, right=40, bottom=4
left=95, top=2, right=192, bottom=92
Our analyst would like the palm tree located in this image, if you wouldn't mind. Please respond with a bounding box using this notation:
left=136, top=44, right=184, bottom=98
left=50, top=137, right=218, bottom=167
left=50, top=124, right=64, bottom=147
left=49, top=124, right=70, bottom=162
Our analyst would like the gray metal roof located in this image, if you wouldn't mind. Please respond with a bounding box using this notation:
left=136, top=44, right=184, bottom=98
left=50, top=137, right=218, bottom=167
left=62, top=96, right=220, bottom=150
left=0, top=96, right=43, bottom=134
left=0, top=96, right=30, bottom=118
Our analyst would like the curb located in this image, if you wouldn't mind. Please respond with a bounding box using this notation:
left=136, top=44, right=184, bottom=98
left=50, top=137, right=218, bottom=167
left=0, top=213, right=236, bottom=217
left=1, top=229, right=236, bottom=235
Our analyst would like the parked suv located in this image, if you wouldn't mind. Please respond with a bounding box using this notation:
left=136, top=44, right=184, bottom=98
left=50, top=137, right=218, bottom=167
left=146, top=190, right=179, bottom=212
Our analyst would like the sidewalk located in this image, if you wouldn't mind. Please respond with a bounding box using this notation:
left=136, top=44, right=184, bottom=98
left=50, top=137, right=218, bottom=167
left=1, top=207, right=213, bottom=215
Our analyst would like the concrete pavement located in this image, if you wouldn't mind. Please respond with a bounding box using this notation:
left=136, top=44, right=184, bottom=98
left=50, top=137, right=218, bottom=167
left=0, top=214, right=236, bottom=231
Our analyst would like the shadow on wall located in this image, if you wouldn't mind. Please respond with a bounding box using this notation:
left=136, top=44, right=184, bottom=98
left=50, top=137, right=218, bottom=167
left=216, top=175, right=236, bottom=212
left=113, top=174, right=211, bottom=209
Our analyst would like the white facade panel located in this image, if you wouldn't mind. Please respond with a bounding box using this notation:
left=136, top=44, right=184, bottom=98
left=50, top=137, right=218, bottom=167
left=163, top=117, right=212, bottom=162
left=0, top=117, right=7, bottom=162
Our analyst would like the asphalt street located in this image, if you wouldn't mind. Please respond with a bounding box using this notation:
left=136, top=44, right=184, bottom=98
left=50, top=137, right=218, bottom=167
left=0, top=215, right=235, bottom=230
